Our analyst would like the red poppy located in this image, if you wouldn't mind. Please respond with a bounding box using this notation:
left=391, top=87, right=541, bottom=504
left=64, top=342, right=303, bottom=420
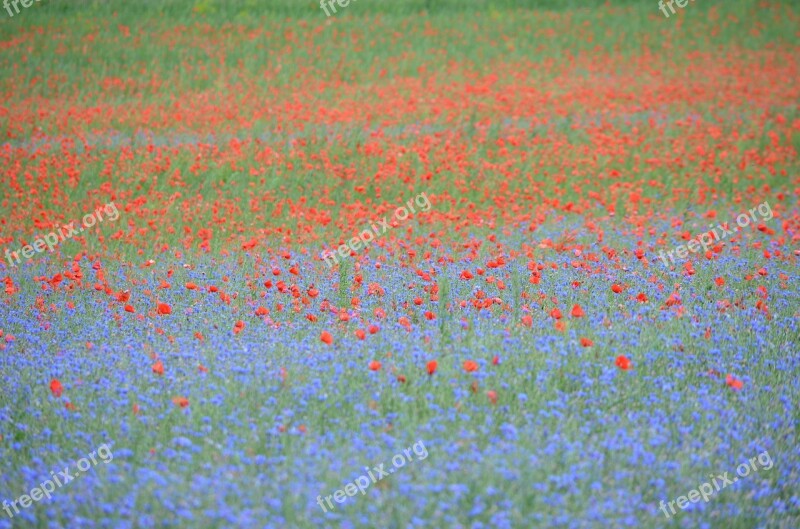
left=611, top=284, right=623, bottom=293
left=615, top=355, right=632, bottom=370
left=320, top=331, right=333, bottom=345
left=152, top=361, right=164, bottom=376
left=355, top=329, right=366, bottom=340
left=172, top=396, right=190, bottom=408
left=550, top=307, right=562, bottom=320
left=426, top=360, right=438, bottom=375
left=571, top=305, right=585, bottom=318
left=725, top=374, right=744, bottom=390
left=486, top=390, right=498, bottom=405
left=64, top=402, right=77, bottom=411
left=157, top=303, right=172, bottom=315
left=463, top=360, right=478, bottom=373
left=492, top=355, right=499, bottom=365
left=124, top=304, right=135, bottom=313
left=521, top=314, right=532, bottom=327
left=369, top=361, right=381, bottom=371
left=185, top=282, right=198, bottom=290
left=49, top=378, right=63, bottom=398
left=580, top=337, right=594, bottom=347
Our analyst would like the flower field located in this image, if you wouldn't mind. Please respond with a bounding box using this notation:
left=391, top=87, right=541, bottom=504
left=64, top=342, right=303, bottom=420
left=0, top=1, right=798, bottom=527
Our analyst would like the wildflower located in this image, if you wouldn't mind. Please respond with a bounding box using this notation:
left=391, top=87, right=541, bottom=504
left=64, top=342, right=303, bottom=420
left=172, top=396, right=190, bottom=408
left=615, top=355, right=632, bottom=370
left=49, top=378, right=63, bottom=398
left=426, top=360, right=438, bottom=375
left=152, top=361, right=164, bottom=376
left=725, top=374, right=744, bottom=390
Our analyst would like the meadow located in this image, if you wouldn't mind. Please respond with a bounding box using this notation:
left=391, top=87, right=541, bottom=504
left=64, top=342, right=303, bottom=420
left=0, top=0, right=798, bottom=527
